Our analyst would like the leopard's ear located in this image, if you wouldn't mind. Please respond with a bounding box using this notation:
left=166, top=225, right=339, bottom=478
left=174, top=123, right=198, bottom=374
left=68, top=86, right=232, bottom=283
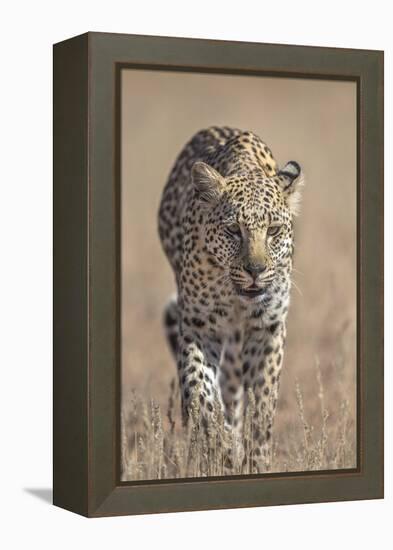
left=278, top=161, right=304, bottom=216
left=191, top=162, right=225, bottom=206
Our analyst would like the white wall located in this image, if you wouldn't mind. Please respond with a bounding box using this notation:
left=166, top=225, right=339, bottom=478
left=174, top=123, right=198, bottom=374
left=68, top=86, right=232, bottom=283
left=0, top=1, right=391, bottom=548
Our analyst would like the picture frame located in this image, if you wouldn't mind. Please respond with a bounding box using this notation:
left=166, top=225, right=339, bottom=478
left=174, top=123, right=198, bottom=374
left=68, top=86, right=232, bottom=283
left=53, top=32, right=384, bottom=517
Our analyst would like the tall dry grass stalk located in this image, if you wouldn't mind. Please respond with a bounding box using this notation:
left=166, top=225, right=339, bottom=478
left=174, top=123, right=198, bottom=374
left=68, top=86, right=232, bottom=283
left=121, top=359, right=356, bottom=481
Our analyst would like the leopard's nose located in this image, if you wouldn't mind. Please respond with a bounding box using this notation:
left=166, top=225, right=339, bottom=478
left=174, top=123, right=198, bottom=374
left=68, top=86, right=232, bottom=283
left=243, top=263, right=266, bottom=279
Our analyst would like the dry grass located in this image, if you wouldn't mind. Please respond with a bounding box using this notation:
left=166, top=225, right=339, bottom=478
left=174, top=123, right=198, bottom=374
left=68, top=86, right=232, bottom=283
left=121, top=359, right=356, bottom=481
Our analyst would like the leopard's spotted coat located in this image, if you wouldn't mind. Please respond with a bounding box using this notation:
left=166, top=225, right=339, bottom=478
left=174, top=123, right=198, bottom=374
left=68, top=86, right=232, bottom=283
left=158, top=126, right=303, bottom=471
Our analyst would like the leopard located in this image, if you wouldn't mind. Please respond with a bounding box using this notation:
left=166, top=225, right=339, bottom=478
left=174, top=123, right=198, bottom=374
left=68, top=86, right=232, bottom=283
left=158, top=126, right=303, bottom=472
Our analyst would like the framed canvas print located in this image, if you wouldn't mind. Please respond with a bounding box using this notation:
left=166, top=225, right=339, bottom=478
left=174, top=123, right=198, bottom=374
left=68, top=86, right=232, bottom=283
left=53, top=32, right=384, bottom=517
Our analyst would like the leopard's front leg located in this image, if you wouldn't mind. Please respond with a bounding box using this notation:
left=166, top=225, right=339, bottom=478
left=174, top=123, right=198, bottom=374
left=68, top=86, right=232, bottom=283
left=177, top=323, right=224, bottom=428
left=242, top=322, right=285, bottom=473
left=177, top=320, right=240, bottom=473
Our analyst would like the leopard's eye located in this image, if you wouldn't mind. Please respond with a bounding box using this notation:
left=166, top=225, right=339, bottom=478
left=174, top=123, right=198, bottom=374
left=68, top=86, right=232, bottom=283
left=267, top=224, right=283, bottom=237
left=225, top=222, right=242, bottom=238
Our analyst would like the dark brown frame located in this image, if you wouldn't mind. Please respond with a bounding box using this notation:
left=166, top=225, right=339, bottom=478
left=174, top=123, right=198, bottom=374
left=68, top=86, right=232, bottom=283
left=53, top=32, right=384, bottom=517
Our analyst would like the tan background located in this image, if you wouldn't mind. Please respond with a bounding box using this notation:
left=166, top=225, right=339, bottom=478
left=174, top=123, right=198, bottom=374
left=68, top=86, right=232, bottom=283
left=121, top=69, right=356, bottom=456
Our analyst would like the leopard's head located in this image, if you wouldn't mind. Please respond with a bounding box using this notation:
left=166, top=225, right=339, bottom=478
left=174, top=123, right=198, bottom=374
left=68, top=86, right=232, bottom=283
left=192, top=160, right=304, bottom=304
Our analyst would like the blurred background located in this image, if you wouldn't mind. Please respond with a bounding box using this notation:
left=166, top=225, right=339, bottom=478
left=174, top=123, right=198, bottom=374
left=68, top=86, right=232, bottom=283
left=121, top=69, right=357, bottom=468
